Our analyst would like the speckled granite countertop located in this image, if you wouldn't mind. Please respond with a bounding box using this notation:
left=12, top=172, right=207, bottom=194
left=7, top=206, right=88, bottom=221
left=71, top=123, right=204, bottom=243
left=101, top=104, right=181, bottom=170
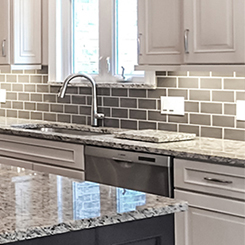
left=0, top=117, right=244, bottom=167
left=0, top=163, right=187, bottom=244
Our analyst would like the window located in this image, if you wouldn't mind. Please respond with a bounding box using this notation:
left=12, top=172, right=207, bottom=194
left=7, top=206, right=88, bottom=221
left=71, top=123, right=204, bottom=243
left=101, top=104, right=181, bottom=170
left=72, top=0, right=142, bottom=80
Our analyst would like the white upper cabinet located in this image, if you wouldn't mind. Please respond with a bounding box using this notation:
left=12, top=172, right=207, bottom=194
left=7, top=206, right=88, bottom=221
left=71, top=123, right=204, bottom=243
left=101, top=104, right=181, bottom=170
left=138, top=0, right=245, bottom=66
left=184, top=0, right=245, bottom=64
left=138, top=0, right=182, bottom=65
left=13, top=0, right=42, bottom=65
left=0, top=0, right=10, bottom=65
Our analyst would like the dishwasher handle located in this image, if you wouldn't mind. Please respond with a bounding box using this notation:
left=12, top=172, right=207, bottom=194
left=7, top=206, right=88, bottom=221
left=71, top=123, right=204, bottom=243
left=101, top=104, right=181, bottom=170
left=112, top=157, right=134, bottom=168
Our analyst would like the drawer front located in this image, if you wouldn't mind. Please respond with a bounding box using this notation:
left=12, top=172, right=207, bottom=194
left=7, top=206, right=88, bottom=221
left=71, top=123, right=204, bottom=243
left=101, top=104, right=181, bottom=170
left=174, top=158, right=245, bottom=200
left=0, top=134, right=84, bottom=170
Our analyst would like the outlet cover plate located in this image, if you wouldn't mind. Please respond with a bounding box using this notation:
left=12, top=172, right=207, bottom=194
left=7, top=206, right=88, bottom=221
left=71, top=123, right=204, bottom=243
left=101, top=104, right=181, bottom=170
left=161, top=96, right=184, bottom=115
left=0, top=89, right=6, bottom=103
left=236, top=100, right=245, bottom=121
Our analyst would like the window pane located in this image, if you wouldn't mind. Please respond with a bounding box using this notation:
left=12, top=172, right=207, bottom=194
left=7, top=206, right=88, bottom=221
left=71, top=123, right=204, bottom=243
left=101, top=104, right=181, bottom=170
left=73, top=0, right=99, bottom=74
left=115, top=0, right=138, bottom=76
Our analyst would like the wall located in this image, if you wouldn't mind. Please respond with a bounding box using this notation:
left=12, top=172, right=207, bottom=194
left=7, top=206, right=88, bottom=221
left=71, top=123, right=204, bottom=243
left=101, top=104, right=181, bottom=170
left=0, top=67, right=245, bottom=141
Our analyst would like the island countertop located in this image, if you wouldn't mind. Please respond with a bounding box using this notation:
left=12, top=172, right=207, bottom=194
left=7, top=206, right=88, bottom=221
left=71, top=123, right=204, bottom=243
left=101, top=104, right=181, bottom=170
left=0, top=117, right=244, bottom=167
left=0, top=163, right=187, bottom=244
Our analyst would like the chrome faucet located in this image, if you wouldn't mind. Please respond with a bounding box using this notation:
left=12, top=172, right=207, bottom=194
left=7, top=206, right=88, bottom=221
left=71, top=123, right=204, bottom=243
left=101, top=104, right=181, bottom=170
left=58, top=73, right=104, bottom=127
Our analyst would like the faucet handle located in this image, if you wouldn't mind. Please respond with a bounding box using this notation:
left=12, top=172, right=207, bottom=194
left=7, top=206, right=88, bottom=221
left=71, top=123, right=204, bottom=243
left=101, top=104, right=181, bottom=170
left=95, top=113, right=105, bottom=119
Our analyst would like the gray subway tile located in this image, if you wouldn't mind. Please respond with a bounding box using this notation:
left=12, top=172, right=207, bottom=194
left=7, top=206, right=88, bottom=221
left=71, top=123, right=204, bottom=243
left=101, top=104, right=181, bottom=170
left=112, top=108, right=128, bottom=118
left=87, top=96, right=102, bottom=106
left=200, top=78, right=222, bottom=89
left=213, top=115, right=235, bottom=127
left=13, top=102, right=23, bottom=110
left=66, top=87, right=79, bottom=94
left=72, top=95, right=86, bottom=104
left=169, top=114, right=188, bottom=123
left=31, top=112, right=42, bottom=120
left=129, top=109, right=146, bottom=120
left=224, top=104, right=236, bottom=115
left=178, top=78, right=198, bottom=88
left=6, top=92, right=17, bottom=100
left=148, top=111, right=167, bottom=122
left=30, top=93, right=42, bottom=102
left=0, top=75, right=5, bottom=81
left=120, top=98, right=137, bottom=108
left=224, top=79, right=245, bottom=90
left=18, top=93, right=29, bottom=101
left=148, top=89, right=166, bottom=98
left=121, top=119, right=137, bottom=130
left=1, top=83, right=11, bottom=90
left=57, top=95, right=71, bottom=104
left=189, top=71, right=210, bottom=77
left=185, top=101, right=199, bottom=113
left=201, top=127, right=222, bottom=139
left=224, top=128, right=245, bottom=141
left=168, top=89, right=188, bottom=100
left=236, top=92, right=245, bottom=100
left=0, top=109, right=5, bottom=117
left=44, top=94, right=56, bottom=103
left=158, top=123, right=177, bottom=132
left=18, top=111, right=30, bottom=119
left=30, top=76, right=42, bottom=83
left=112, top=88, right=128, bottom=97
left=138, top=99, right=156, bottom=109
left=139, top=121, right=156, bottom=130
left=44, top=113, right=56, bottom=122
left=12, top=70, right=23, bottom=74
left=80, top=106, right=91, bottom=115
left=24, top=70, right=36, bottom=74
left=36, top=66, right=48, bottom=74
left=24, top=102, right=36, bottom=110
left=97, top=88, right=110, bottom=96
left=212, top=71, right=233, bottom=77
left=201, top=102, right=222, bottom=114
left=7, top=110, right=17, bottom=118
left=12, top=84, right=23, bottom=92
left=167, top=71, right=187, bottom=76
left=156, top=71, right=167, bottom=76
left=1, top=101, right=11, bottom=108
left=37, top=84, right=49, bottom=93
left=72, top=115, right=86, bottom=125
left=65, top=105, right=79, bottom=114
left=57, top=114, right=71, bottom=123
left=190, top=90, right=210, bottom=101
left=24, top=84, right=36, bottom=92
left=103, top=97, right=119, bottom=107
left=104, top=118, right=119, bottom=128
left=37, top=103, right=49, bottom=112
left=79, top=87, right=92, bottom=95
left=212, top=91, right=234, bottom=102
left=97, top=107, right=111, bottom=117
left=50, top=86, right=61, bottom=94
left=18, top=75, right=30, bottom=83
left=50, top=104, right=63, bottom=113
left=157, top=77, right=177, bottom=88
left=190, top=114, right=211, bottom=125
left=6, top=75, right=17, bottom=82
left=179, top=124, right=200, bottom=136
left=237, top=121, right=245, bottom=129
left=129, top=89, right=146, bottom=98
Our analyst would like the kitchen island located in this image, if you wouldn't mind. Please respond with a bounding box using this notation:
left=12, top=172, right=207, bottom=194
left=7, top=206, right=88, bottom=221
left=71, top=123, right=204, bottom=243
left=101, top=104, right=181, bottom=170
left=0, top=163, right=187, bottom=245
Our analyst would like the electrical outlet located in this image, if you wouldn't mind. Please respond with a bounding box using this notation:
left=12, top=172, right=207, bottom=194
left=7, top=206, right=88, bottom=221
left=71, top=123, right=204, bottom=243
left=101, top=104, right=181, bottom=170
left=236, top=100, right=245, bottom=121
left=0, top=89, right=6, bottom=103
left=161, top=96, right=184, bottom=115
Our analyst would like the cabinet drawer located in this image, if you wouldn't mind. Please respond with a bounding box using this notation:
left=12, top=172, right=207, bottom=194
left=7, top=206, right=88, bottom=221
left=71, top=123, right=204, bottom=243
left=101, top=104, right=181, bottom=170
left=0, top=134, right=84, bottom=170
left=174, top=159, right=245, bottom=200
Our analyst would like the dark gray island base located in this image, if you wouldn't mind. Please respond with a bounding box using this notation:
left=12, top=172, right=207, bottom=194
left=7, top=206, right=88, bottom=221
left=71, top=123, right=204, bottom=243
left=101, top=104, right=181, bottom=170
left=0, top=164, right=187, bottom=245
left=7, top=215, right=174, bottom=245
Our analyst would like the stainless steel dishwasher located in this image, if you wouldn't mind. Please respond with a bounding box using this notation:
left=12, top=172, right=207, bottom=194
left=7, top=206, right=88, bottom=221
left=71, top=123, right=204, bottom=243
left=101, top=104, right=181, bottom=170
left=85, top=146, right=173, bottom=197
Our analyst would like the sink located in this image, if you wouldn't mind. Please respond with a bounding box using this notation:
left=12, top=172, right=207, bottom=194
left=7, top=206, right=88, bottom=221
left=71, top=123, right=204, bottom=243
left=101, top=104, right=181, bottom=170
left=26, top=127, right=106, bottom=136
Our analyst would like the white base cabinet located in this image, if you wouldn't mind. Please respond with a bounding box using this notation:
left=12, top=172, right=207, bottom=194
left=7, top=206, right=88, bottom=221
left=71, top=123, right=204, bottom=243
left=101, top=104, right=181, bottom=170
left=174, top=159, right=245, bottom=245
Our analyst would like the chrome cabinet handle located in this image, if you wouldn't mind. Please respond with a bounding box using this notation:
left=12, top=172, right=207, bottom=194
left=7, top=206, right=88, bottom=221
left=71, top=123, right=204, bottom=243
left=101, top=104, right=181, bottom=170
left=112, top=157, right=133, bottom=163
left=112, top=157, right=134, bottom=168
left=106, top=57, right=110, bottom=73
left=204, top=177, right=233, bottom=184
left=184, top=29, right=189, bottom=54
left=2, top=39, right=6, bottom=57
left=137, top=33, right=142, bottom=57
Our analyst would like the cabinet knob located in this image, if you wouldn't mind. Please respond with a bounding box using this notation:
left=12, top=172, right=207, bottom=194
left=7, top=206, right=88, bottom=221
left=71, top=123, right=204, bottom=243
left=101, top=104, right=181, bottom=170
left=184, top=29, right=189, bottom=54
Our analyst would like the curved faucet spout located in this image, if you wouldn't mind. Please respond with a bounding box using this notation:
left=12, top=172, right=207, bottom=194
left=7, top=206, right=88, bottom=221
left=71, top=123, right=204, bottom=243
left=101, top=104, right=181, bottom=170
left=58, top=73, right=104, bottom=127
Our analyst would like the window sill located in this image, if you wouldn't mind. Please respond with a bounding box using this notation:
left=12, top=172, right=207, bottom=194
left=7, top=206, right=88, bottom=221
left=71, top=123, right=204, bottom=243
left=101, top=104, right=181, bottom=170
left=48, top=81, right=156, bottom=89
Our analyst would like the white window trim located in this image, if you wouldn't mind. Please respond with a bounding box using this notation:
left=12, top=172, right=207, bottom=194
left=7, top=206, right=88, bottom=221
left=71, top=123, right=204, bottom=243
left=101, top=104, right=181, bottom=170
left=48, top=0, right=156, bottom=86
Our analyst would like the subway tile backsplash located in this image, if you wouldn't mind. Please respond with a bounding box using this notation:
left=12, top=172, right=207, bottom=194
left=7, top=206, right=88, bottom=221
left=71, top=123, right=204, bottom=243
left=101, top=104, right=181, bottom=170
left=0, top=67, right=245, bottom=141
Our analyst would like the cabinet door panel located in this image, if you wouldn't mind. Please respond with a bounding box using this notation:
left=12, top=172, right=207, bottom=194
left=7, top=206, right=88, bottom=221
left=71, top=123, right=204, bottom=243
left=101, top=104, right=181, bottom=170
left=184, top=0, right=245, bottom=63
left=138, top=0, right=182, bottom=64
left=13, top=0, right=41, bottom=64
left=0, top=0, right=10, bottom=64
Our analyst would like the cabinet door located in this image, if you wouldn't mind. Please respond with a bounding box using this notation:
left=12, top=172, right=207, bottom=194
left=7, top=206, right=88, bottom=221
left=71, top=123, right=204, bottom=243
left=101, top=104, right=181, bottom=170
left=138, top=0, right=182, bottom=65
left=13, top=0, right=42, bottom=64
left=184, top=0, right=245, bottom=64
left=175, top=190, right=245, bottom=245
left=0, top=0, right=10, bottom=64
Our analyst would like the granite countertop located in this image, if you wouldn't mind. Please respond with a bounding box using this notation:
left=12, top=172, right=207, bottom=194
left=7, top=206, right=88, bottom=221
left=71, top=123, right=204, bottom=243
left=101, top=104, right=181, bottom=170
left=0, top=163, right=187, bottom=244
left=0, top=117, right=245, bottom=167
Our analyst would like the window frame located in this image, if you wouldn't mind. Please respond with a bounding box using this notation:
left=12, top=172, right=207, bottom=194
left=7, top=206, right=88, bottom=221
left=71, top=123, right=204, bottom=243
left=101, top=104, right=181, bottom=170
left=48, top=0, right=155, bottom=85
